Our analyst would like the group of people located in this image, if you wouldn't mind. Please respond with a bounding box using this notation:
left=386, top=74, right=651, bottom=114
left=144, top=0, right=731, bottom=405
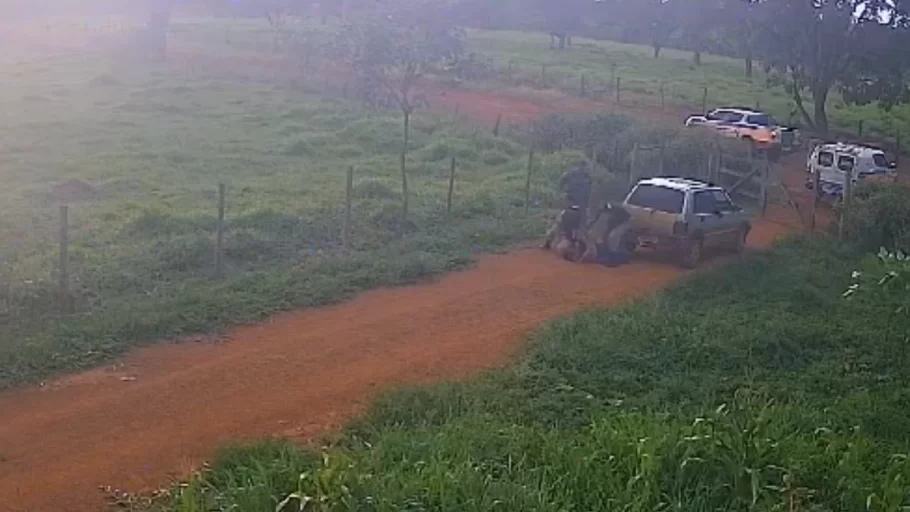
left=541, top=161, right=634, bottom=267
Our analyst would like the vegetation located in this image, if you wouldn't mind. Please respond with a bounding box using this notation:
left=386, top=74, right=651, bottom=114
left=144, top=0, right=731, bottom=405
left=0, top=48, right=588, bottom=388
left=153, top=226, right=910, bottom=510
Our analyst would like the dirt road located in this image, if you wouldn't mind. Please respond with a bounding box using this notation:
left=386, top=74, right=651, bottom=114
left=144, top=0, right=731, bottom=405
left=0, top=223, right=794, bottom=512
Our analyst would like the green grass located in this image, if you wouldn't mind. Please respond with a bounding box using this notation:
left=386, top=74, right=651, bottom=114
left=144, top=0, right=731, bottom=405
left=463, top=29, right=910, bottom=143
left=0, top=47, right=591, bottom=388
left=154, top=236, right=910, bottom=511
left=149, top=18, right=910, bottom=144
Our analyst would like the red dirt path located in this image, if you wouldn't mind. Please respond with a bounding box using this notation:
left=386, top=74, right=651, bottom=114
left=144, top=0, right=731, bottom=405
left=1, top=35, right=802, bottom=512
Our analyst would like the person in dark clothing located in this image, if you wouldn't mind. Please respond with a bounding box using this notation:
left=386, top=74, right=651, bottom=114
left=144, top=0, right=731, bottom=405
left=584, top=202, right=634, bottom=266
left=542, top=203, right=584, bottom=257
left=558, top=162, right=594, bottom=212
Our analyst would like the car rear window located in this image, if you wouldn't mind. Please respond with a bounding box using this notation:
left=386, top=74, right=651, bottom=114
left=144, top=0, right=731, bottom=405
left=818, top=151, right=834, bottom=167
left=627, top=185, right=685, bottom=214
left=873, top=153, right=888, bottom=168
left=745, top=114, right=771, bottom=126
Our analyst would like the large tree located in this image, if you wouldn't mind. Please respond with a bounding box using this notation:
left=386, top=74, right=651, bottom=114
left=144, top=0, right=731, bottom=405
left=758, top=0, right=910, bottom=134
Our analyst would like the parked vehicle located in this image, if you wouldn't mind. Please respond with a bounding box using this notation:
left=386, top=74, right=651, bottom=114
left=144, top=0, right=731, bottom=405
left=623, top=177, right=752, bottom=269
left=805, top=142, right=897, bottom=198
left=685, top=107, right=800, bottom=158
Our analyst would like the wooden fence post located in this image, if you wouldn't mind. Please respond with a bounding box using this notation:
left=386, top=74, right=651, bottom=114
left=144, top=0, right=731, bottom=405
left=658, top=142, right=665, bottom=176
left=541, top=64, right=547, bottom=86
left=215, top=183, right=226, bottom=275
left=760, top=153, right=770, bottom=217
left=659, top=82, right=665, bottom=110
left=58, top=205, right=70, bottom=314
left=858, top=120, right=864, bottom=138
left=493, top=113, right=502, bottom=137
left=343, top=167, right=353, bottom=249
left=629, top=143, right=639, bottom=185
left=525, top=147, right=535, bottom=214
left=701, top=86, right=708, bottom=112
left=615, top=76, right=621, bottom=104
left=810, top=168, right=820, bottom=232
left=839, top=168, right=854, bottom=242
left=580, top=74, right=586, bottom=97
left=447, top=157, right=457, bottom=215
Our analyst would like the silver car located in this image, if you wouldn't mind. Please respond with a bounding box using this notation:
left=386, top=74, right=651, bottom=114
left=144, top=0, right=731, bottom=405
left=623, top=178, right=752, bottom=268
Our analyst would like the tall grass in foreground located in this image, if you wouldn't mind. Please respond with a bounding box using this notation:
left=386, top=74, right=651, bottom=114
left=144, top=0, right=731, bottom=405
left=154, top=236, right=910, bottom=511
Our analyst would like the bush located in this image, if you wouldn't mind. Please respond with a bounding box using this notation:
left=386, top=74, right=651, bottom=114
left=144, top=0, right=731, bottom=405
left=841, top=182, right=910, bottom=253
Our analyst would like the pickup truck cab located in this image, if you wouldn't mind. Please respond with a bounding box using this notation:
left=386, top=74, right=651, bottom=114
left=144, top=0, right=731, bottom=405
left=623, top=178, right=751, bottom=268
left=685, top=107, right=799, bottom=158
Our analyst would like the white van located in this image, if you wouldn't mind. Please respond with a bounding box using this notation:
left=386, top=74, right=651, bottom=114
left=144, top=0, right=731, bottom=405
left=806, top=143, right=896, bottom=195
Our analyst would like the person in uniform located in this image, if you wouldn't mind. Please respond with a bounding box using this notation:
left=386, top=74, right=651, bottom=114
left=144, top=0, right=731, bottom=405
left=583, top=202, right=633, bottom=266
left=542, top=203, right=585, bottom=261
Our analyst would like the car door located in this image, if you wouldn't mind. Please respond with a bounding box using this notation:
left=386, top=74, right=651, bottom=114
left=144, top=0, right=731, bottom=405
left=691, top=190, right=724, bottom=248
left=712, top=190, right=745, bottom=244
left=816, top=150, right=838, bottom=185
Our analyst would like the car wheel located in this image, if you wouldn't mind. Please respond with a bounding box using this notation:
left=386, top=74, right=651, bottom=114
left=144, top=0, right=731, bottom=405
left=679, top=238, right=703, bottom=269
left=731, top=225, right=749, bottom=254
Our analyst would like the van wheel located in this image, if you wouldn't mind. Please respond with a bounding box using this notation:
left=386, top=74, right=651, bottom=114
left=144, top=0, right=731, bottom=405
left=679, top=238, right=703, bottom=269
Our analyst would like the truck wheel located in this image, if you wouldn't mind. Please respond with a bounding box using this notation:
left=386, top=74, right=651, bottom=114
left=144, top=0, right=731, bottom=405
left=679, top=238, right=703, bottom=269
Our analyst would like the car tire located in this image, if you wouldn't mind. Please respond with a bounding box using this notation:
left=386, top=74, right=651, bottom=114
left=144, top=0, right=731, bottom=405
left=679, top=238, right=703, bottom=269
left=731, top=225, right=749, bottom=254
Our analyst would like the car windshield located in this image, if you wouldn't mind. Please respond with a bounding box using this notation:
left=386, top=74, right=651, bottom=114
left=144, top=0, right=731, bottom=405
left=627, top=184, right=685, bottom=214
left=873, top=153, right=888, bottom=168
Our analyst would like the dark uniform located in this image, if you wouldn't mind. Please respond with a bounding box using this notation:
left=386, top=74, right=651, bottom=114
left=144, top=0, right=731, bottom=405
left=558, top=163, right=593, bottom=212
left=542, top=206, right=584, bottom=261
left=584, top=202, right=633, bottom=265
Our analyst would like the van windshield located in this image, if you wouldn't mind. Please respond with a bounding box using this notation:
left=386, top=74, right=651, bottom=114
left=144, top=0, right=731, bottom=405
left=626, top=185, right=685, bottom=214
left=873, top=153, right=888, bottom=168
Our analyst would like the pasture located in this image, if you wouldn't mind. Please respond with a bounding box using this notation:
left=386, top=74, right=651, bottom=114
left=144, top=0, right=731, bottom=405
left=0, top=43, right=572, bottom=387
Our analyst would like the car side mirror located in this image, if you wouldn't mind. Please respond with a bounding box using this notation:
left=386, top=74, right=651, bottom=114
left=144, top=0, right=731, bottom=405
left=714, top=210, right=724, bottom=217
left=889, top=161, right=898, bottom=169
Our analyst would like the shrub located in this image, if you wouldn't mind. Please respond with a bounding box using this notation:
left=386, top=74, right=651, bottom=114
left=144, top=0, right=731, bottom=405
left=841, top=182, right=910, bottom=253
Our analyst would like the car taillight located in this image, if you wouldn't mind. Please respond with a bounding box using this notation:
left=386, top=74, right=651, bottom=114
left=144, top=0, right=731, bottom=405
left=673, top=221, right=688, bottom=236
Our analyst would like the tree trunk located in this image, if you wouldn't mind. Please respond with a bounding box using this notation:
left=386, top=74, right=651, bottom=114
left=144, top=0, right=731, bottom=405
left=653, top=44, right=661, bottom=59
left=745, top=54, right=753, bottom=78
left=146, top=0, right=172, bottom=60
left=400, top=111, right=410, bottom=223
left=693, top=51, right=702, bottom=66
left=812, top=86, right=830, bottom=136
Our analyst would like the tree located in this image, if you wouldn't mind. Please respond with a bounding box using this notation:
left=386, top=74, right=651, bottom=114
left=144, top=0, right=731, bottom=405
left=623, top=0, right=678, bottom=58
left=758, top=0, right=910, bottom=135
left=335, top=0, right=463, bottom=224
left=677, top=0, right=722, bottom=65
left=718, top=0, right=769, bottom=77
left=146, top=0, right=175, bottom=59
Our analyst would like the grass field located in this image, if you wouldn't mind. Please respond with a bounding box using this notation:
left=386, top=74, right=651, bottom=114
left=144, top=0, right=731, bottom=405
left=156, top=237, right=910, bottom=511
left=0, top=45, right=588, bottom=388
left=463, top=30, right=910, bottom=144
left=151, top=18, right=910, bottom=145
